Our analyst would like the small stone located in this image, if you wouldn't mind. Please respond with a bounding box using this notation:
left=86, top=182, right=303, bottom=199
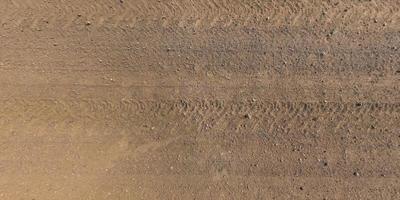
left=370, top=125, right=376, bottom=129
left=353, top=171, right=360, bottom=176
left=329, top=29, right=337, bottom=36
left=244, top=114, right=251, bottom=119
left=86, top=21, right=91, bottom=26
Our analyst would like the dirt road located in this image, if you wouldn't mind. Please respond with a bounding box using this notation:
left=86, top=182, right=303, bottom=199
left=0, top=0, right=399, bottom=199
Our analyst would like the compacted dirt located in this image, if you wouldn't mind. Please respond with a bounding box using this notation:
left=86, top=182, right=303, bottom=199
left=0, top=0, right=399, bottom=199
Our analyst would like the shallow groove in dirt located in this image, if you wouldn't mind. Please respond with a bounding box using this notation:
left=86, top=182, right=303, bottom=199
left=1, top=0, right=400, bottom=30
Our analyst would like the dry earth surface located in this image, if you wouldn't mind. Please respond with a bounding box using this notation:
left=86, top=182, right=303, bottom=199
left=0, top=0, right=399, bottom=199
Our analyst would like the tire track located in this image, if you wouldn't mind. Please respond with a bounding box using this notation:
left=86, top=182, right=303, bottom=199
left=2, top=27, right=399, bottom=76
left=0, top=99, right=398, bottom=136
left=1, top=0, right=399, bottom=29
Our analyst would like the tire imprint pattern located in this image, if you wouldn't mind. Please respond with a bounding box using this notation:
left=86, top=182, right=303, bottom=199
left=1, top=99, right=398, bottom=136
left=1, top=0, right=399, bottom=29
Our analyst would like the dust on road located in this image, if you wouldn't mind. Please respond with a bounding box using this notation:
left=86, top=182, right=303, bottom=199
left=0, top=0, right=399, bottom=199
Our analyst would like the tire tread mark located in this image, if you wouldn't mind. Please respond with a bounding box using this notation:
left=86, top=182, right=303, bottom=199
left=1, top=0, right=399, bottom=29
left=0, top=99, right=398, bottom=135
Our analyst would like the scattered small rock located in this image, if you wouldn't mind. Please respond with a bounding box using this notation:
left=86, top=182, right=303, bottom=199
left=370, top=125, right=376, bottom=129
left=86, top=21, right=91, bottom=26
left=329, top=29, right=337, bottom=36
left=353, top=171, right=360, bottom=177
left=244, top=114, right=251, bottom=119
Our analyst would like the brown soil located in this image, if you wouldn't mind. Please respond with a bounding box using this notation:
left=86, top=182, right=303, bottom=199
left=0, top=0, right=399, bottom=199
